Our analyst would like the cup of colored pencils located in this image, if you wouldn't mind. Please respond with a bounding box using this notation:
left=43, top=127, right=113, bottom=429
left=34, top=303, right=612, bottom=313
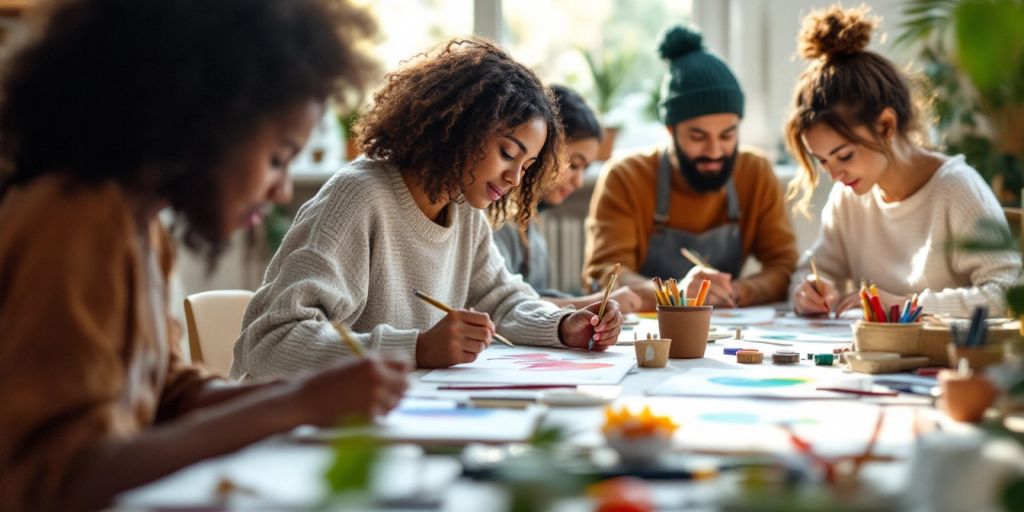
left=653, top=277, right=713, bottom=359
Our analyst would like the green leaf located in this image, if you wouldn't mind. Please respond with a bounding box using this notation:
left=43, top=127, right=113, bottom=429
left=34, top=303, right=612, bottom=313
left=1002, top=476, right=1024, bottom=511
left=323, top=435, right=379, bottom=497
left=950, top=217, right=1018, bottom=252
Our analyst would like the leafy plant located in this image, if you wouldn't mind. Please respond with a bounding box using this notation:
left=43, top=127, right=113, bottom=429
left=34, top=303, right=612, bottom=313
left=580, top=46, right=636, bottom=120
left=897, top=0, right=1024, bottom=204
left=322, top=434, right=380, bottom=506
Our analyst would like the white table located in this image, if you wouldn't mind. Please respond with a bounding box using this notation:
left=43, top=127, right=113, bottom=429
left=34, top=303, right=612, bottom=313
left=116, top=314, right=966, bottom=511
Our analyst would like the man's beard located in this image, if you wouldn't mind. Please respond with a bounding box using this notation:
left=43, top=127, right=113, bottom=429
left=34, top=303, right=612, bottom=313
left=673, top=139, right=738, bottom=193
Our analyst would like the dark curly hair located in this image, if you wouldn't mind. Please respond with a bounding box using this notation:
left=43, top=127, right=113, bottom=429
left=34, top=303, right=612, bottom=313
left=0, top=0, right=378, bottom=258
left=356, top=37, right=563, bottom=228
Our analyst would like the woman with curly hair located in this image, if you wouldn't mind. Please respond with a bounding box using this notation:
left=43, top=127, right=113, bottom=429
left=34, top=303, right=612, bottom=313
left=786, top=5, right=1021, bottom=318
left=232, top=38, right=624, bottom=377
left=0, top=1, right=409, bottom=510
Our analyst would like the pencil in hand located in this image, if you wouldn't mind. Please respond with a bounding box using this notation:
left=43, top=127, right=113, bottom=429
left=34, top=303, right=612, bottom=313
left=808, top=254, right=832, bottom=316
left=680, top=247, right=715, bottom=271
left=591, top=263, right=620, bottom=350
left=330, top=319, right=367, bottom=357
left=412, top=289, right=515, bottom=347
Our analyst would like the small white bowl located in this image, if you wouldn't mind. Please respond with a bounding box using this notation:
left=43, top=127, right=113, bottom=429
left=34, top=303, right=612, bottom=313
left=605, top=434, right=672, bottom=464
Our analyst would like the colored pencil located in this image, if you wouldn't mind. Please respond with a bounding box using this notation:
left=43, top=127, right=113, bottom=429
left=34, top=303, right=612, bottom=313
left=412, top=289, right=515, bottom=347
left=695, top=279, right=711, bottom=306
left=816, top=387, right=899, bottom=397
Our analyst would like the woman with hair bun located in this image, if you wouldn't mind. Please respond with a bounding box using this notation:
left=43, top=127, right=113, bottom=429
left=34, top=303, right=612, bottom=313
left=787, top=5, right=1021, bottom=318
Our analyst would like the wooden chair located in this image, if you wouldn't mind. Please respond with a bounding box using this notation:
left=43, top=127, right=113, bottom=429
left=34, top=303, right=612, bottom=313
left=183, top=289, right=254, bottom=375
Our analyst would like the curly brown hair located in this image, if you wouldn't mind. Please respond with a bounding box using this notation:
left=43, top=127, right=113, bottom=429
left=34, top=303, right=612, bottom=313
left=784, top=4, right=926, bottom=217
left=356, top=37, right=563, bottom=227
left=0, top=0, right=378, bottom=260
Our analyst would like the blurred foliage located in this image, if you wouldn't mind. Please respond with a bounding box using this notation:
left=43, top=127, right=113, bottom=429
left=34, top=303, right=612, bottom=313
left=897, top=0, right=1024, bottom=204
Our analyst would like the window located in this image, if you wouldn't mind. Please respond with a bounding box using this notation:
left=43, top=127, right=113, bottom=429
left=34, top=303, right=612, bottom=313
left=503, top=0, right=693, bottom=154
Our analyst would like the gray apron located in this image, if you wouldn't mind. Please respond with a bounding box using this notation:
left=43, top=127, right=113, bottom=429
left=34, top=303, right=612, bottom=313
left=638, top=151, right=744, bottom=280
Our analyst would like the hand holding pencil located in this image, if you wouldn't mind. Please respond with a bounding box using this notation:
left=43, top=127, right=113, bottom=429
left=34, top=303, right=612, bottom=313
left=561, top=263, right=624, bottom=352
left=681, top=266, right=736, bottom=307
left=413, top=289, right=506, bottom=368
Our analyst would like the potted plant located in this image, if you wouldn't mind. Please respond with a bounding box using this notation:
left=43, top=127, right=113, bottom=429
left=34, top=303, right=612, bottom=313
left=897, top=0, right=1024, bottom=205
left=580, top=46, right=636, bottom=161
left=338, top=107, right=362, bottom=162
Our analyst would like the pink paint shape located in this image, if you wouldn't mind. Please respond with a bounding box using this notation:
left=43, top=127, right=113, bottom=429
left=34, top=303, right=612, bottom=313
left=489, top=353, right=614, bottom=372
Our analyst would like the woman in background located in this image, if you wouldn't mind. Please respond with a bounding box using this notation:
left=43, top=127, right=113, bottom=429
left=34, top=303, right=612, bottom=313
left=492, top=84, right=642, bottom=313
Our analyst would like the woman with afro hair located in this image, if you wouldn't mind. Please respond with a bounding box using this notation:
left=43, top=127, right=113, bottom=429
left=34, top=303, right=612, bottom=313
left=232, top=38, right=624, bottom=377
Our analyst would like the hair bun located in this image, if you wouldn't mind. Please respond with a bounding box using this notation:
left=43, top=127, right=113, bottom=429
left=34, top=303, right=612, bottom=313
left=798, top=5, right=877, bottom=60
left=658, top=26, right=704, bottom=61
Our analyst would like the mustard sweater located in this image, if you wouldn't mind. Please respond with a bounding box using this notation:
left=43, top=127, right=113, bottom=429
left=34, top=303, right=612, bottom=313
left=583, top=146, right=798, bottom=306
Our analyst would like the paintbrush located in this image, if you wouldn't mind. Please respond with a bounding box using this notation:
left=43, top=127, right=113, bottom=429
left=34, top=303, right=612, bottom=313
left=680, top=247, right=715, bottom=271
left=412, top=289, right=515, bottom=347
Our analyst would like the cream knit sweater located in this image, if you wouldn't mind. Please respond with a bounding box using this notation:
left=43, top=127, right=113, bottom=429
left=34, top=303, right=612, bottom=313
left=792, top=155, right=1022, bottom=317
left=231, top=158, right=570, bottom=378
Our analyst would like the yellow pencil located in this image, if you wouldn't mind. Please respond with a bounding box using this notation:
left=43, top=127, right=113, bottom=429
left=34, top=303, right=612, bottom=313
left=330, top=319, right=367, bottom=357
left=412, top=289, right=515, bottom=347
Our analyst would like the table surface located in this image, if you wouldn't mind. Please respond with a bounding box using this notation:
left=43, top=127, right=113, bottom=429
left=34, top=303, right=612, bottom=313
left=114, top=309, right=979, bottom=511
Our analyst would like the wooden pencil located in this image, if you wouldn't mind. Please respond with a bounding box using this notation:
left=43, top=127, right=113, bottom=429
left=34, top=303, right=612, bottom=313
left=412, top=289, right=515, bottom=347
left=680, top=247, right=715, bottom=270
left=330, top=319, right=367, bottom=357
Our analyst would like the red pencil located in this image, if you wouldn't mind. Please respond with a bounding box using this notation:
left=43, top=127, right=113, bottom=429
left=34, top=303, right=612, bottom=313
left=816, top=387, right=898, bottom=397
left=869, top=296, right=887, bottom=323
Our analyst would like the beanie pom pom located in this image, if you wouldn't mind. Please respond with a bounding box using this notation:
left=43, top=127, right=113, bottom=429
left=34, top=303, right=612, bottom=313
left=658, top=26, right=703, bottom=61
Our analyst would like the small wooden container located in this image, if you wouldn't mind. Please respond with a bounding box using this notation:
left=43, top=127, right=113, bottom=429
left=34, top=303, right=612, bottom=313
left=852, top=321, right=924, bottom=357
left=634, top=338, right=671, bottom=368
left=657, top=305, right=712, bottom=359
left=946, top=344, right=1005, bottom=371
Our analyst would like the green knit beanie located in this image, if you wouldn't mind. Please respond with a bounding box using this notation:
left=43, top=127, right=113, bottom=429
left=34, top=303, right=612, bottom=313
left=658, top=26, right=744, bottom=125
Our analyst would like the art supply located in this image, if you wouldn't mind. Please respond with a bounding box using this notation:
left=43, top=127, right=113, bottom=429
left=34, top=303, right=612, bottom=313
left=330, top=319, right=366, bottom=357
left=634, top=337, right=670, bottom=368
left=814, top=387, right=898, bottom=397
left=436, top=384, right=576, bottom=391
left=724, top=347, right=742, bottom=356
left=421, top=345, right=636, bottom=385
left=814, top=353, right=834, bottom=366
left=695, top=279, right=711, bottom=306
left=808, top=254, right=831, bottom=315
left=736, top=349, right=763, bottom=364
left=771, top=350, right=800, bottom=365
left=413, top=288, right=514, bottom=347
left=680, top=247, right=714, bottom=270
left=735, top=327, right=743, bottom=340
left=591, top=263, right=621, bottom=350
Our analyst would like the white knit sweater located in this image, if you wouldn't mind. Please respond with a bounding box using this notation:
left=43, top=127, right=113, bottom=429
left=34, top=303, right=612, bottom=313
left=231, top=158, right=570, bottom=378
left=792, top=155, right=1022, bottom=317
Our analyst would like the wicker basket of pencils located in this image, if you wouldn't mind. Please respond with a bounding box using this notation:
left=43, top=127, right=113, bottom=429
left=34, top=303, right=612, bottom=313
left=852, top=321, right=924, bottom=357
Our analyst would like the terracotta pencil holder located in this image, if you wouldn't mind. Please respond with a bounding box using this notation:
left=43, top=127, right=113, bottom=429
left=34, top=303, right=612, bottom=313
left=852, top=321, right=924, bottom=357
left=946, top=344, right=1005, bottom=371
left=938, top=370, right=998, bottom=423
left=657, top=305, right=712, bottom=359
left=633, top=338, right=671, bottom=368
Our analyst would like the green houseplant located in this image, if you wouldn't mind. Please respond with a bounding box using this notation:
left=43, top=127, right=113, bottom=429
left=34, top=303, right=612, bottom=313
left=897, top=0, right=1024, bottom=204
left=580, top=46, right=636, bottom=161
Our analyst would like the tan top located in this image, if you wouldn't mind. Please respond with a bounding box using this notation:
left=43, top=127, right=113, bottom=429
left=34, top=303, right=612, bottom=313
left=583, top=146, right=798, bottom=306
left=0, top=175, right=214, bottom=511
